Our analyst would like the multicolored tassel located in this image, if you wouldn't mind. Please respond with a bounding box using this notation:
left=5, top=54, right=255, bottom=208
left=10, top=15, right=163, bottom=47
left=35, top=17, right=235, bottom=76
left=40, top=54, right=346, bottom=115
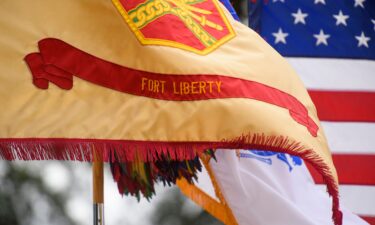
left=110, top=150, right=215, bottom=200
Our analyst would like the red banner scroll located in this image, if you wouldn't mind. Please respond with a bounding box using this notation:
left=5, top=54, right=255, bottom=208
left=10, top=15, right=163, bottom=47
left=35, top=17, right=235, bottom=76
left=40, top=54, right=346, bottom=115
left=24, top=38, right=318, bottom=136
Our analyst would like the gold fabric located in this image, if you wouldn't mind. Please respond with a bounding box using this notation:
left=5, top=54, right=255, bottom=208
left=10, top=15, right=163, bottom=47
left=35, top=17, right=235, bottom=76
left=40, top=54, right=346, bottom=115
left=0, top=0, right=335, bottom=182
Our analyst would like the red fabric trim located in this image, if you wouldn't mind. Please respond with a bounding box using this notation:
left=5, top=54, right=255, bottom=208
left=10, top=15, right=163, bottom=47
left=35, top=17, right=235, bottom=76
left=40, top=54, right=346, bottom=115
left=0, top=136, right=310, bottom=162
left=0, top=136, right=342, bottom=225
left=308, top=90, right=375, bottom=122
left=360, top=215, right=375, bottom=225
left=24, top=38, right=318, bottom=136
left=307, top=154, right=375, bottom=185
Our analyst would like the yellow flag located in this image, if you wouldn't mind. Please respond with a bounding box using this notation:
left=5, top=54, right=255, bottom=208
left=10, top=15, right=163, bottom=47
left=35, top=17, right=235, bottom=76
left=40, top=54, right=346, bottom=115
left=0, top=1, right=341, bottom=224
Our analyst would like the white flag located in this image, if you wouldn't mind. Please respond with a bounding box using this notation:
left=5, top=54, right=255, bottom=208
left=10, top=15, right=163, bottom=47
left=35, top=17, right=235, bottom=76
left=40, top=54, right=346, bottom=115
left=179, top=150, right=369, bottom=225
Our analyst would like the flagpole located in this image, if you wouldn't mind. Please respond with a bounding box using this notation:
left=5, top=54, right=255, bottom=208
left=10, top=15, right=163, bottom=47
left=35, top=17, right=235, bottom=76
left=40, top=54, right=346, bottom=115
left=93, top=160, right=104, bottom=225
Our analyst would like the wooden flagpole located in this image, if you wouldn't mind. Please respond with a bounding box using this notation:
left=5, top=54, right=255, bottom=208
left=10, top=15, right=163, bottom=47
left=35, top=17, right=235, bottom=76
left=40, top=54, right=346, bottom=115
left=93, top=160, right=104, bottom=225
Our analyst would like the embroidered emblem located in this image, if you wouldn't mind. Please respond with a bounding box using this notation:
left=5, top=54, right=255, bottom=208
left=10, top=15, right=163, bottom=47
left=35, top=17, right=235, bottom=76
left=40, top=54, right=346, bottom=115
left=112, top=0, right=235, bottom=55
left=239, top=150, right=303, bottom=172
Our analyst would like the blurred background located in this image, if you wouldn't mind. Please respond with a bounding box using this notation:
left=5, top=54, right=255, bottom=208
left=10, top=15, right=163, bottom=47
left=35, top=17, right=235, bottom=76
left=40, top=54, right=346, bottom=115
left=0, top=161, right=223, bottom=225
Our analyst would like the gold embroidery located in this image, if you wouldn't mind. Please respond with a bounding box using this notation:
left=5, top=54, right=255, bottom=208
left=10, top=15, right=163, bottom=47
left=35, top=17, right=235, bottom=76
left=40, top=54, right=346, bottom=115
left=112, top=0, right=235, bottom=55
left=141, top=77, right=166, bottom=93
left=129, top=0, right=171, bottom=29
left=141, top=78, right=222, bottom=96
left=128, top=0, right=219, bottom=47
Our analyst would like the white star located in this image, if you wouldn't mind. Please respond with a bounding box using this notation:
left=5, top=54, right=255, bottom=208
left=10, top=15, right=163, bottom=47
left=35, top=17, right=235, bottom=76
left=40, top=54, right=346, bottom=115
left=333, top=10, right=349, bottom=26
left=314, top=0, right=326, bottom=4
left=292, top=9, right=308, bottom=25
left=354, top=0, right=365, bottom=8
left=272, top=28, right=289, bottom=44
left=273, top=0, right=285, bottom=2
left=355, top=32, right=371, bottom=48
left=372, top=19, right=375, bottom=31
left=313, top=29, right=330, bottom=46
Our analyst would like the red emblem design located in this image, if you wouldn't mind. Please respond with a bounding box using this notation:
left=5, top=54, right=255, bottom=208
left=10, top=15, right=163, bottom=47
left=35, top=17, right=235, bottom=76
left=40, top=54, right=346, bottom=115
left=112, top=0, right=236, bottom=55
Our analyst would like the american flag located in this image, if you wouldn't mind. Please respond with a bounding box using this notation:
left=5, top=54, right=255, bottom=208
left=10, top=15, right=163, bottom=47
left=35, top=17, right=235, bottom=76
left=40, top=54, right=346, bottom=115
left=248, top=0, right=375, bottom=223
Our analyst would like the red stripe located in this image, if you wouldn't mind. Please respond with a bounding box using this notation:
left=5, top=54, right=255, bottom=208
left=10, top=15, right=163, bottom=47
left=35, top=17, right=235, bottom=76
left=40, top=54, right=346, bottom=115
left=307, top=154, right=375, bottom=185
left=23, top=38, right=319, bottom=136
left=360, top=216, right=375, bottom=225
left=308, top=90, right=375, bottom=122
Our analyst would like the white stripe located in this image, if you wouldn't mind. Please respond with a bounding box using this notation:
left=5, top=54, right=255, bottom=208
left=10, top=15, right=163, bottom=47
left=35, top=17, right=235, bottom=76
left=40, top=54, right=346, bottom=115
left=317, top=185, right=375, bottom=216
left=321, top=122, right=375, bottom=154
left=287, top=58, right=375, bottom=91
